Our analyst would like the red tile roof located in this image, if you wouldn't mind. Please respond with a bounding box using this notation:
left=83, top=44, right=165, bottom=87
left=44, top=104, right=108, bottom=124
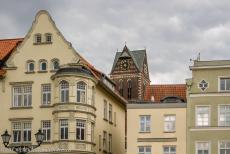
left=144, top=84, right=186, bottom=102
left=0, top=38, right=23, bottom=60
left=0, top=38, right=23, bottom=76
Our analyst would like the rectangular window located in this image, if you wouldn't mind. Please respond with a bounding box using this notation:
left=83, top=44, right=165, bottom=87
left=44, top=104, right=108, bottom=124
left=219, top=141, right=230, bottom=154
left=164, top=146, right=176, bottom=154
left=76, top=120, right=86, bottom=141
left=109, top=104, right=113, bottom=122
left=138, top=146, right=151, bottom=154
left=99, top=135, right=102, bottom=151
left=140, top=115, right=151, bottom=132
left=12, top=121, right=31, bottom=143
left=42, top=120, right=51, bottom=141
left=60, top=119, right=68, bottom=140
left=196, top=106, right=210, bottom=126
left=103, top=131, right=107, bottom=151
left=164, top=115, right=176, bottom=132
left=104, top=100, right=108, bottom=120
left=109, top=134, right=112, bottom=153
left=41, top=84, right=51, bottom=105
left=220, top=78, right=230, bottom=91
left=219, top=105, right=230, bottom=126
left=13, top=85, right=32, bottom=107
left=196, top=142, right=210, bottom=154
left=114, top=112, right=117, bottom=126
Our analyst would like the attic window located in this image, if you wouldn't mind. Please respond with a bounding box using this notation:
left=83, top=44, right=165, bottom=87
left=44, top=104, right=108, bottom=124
left=45, top=33, right=52, bottom=43
left=34, top=34, right=42, bottom=44
left=39, top=60, right=47, bottom=71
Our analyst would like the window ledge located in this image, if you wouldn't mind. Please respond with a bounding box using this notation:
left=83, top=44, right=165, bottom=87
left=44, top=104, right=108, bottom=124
left=164, top=131, right=176, bottom=133
left=50, top=70, right=58, bottom=73
left=42, top=141, right=52, bottom=144
left=37, top=70, right=48, bottom=73
left=139, top=131, right=151, bottom=133
left=103, top=118, right=108, bottom=122
left=103, top=150, right=108, bottom=153
left=33, top=42, right=52, bottom=45
left=25, top=71, right=35, bottom=74
left=40, top=105, right=53, bottom=108
left=109, top=121, right=113, bottom=125
left=10, top=106, right=33, bottom=110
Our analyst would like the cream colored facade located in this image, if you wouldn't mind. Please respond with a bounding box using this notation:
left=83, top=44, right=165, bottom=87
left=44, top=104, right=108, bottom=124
left=0, top=10, right=126, bottom=154
left=127, top=102, right=186, bottom=154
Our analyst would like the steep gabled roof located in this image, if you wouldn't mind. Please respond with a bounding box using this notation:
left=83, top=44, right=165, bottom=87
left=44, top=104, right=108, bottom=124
left=144, top=84, right=186, bottom=102
left=111, top=45, right=146, bottom=73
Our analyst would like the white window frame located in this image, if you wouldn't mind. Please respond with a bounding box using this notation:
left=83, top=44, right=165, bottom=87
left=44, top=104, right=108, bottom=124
left=103, top=131, right=107, bottom=151
left=27, top=61, right=35, bottom=72
left=41, top=84, right=51, bottom=105
left=104, top=100, right=108, bottom=120
left=164, top=115, right=176, bottom=132
left=139, top=115, right=151, bottom=132
left=218, top=105, right=230, bottom=126
left=163, top=145, right=176, bottom=154
left=60, top=119, right=68, bottom=140
left=138, top=146, right=152, bottom=154
left=12, top=85, right=32, bottom=107
left=218, top=140, right=230, bottom=154
left=218, top=76, right=230, bottom=92
left=12, top=121, right=32, bottom=143
left=39, top=60, right=47, bottom=71
left=60, top=81, right=69, bottom=103
left=108, top=134, right=112, bottom=153
left=45, top=33, right=52, bottom=43
left=195, top=105, right=211, bottom=127
left=34, top=33, right=42, bottom=43
left=76, top=81, right=87, bottom=103
left=41, top=120, right=51, bottom=142
left=51, top=59, right=59, bottom=70
left=196, top=141, right=211, bottom=154
left=109, top=104, right=113, bottom=122
left=76, top=119, right=86, bottom=141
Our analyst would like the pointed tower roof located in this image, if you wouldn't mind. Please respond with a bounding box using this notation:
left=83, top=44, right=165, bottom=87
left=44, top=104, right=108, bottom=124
left=111, top=45, right=147, bottom=73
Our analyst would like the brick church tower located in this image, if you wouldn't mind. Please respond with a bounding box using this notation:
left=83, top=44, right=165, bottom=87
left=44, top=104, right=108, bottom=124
left=110, top=45, right=150, bottom=100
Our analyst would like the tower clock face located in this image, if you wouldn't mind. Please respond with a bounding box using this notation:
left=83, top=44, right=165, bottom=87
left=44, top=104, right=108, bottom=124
left=120, top=60, right=129, bottom=70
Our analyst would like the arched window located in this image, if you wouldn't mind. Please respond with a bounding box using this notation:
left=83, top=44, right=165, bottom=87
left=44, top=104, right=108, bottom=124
left=77, top=81, right=87, bottom=103
left=60, top=81, right=69, bottom=103
left=127, top=80, right=132, bottom=99
left=45, top=33, right=52, bottom=43
left=34, top=33, right=42, bottom=43
left=51, top=59, right=60, bottom=70
left=118, top=80, right=123, bottom=96
left=27, top=61, right=35, bottom=72
left=39, top=60, right=47, bottom=71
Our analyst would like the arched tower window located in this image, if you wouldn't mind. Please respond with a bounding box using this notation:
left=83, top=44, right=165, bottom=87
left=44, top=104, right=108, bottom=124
left=127, top=80, right=132, bottom=99
left=39, top=60, right=47, bottom=71
left=77, top=81, right=87, bottom=103
left=118, top=80, right=124, bottom=96
left=26, top=60, right=35, bottom=72
left=60, top=81, right=69, bottom=103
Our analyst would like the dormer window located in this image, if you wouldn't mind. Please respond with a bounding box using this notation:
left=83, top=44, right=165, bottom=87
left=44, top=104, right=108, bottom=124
left=51, top=59, right=59, bottom=70
left=27, top=61, right=35, bottom=72
left=45, top=33, right=52, bottom=43
left=39, top=60, right=47, bottom=71
left=34, top=33, right=42, bottom=44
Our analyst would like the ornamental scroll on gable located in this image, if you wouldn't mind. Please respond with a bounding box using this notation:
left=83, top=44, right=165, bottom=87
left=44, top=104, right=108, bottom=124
left=198, top=80, right=208, bottom=91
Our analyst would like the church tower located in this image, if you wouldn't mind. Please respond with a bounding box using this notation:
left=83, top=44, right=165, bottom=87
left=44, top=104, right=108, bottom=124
left=110, top=45, right=150, bottom=100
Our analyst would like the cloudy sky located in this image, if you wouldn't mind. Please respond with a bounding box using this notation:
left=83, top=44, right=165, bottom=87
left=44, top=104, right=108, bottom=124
left=1, top=0, right=230, bottom=84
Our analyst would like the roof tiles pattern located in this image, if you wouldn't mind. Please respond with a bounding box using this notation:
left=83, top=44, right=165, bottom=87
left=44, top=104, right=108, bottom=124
left=144, top=84, right=186, bottom=102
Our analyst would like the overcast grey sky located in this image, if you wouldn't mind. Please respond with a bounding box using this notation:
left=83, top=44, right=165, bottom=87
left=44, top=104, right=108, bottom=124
left=1, top=0, right=230, bottom=84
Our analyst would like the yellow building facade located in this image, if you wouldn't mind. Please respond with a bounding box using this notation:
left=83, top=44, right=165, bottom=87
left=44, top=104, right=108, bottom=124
left=127, top=99, right=186, bottom=154
left=0, top=10, right=126, bottom=154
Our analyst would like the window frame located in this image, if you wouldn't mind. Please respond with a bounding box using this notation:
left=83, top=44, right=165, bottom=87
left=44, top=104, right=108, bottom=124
left=138, top=146, right=152, bottom=154
left=51, top=59, right=60, bottom=71
left=12, top=121, right=32, bottom=143
left=12, top=85, right=32, bottom=107
left=34, top=33, right=42, bottom=44
left=108, top=134, right=112, bottom=153
left=219, top=77, right=230, bottom=92
left=45, top=33, right=52, bottom=43
left=41, top=120, right=51, bottom=142
left=104, top=100, right=108, bottom=120
left=218, top=140, right=230, bottom=154
left=218, top=104, right=230, bottom=126
left=26, top=61, right=35, bottom=72
left=196, top=141, right=211, bottom=154
left=103, top=131, right=107, bottom=151
left=164, top=115, right=176, bottom=132
left=163, top=145, right=176, bottom=154
left=139, top=115, right=151, bottom=133
left=76, top=81, right=87, bottom=103
left=195, top=105, right=211, bottom=127
left=41, top=84, right=51, bottom=105
left=76, top=119, right=86, bottom=141
left=39, top=60, right=47, bottom=71
left=60, top=119, right=68, bottom=140
left=109, top=104, right=113, bottom=123
left=60, top=81, right=69, bottom=103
